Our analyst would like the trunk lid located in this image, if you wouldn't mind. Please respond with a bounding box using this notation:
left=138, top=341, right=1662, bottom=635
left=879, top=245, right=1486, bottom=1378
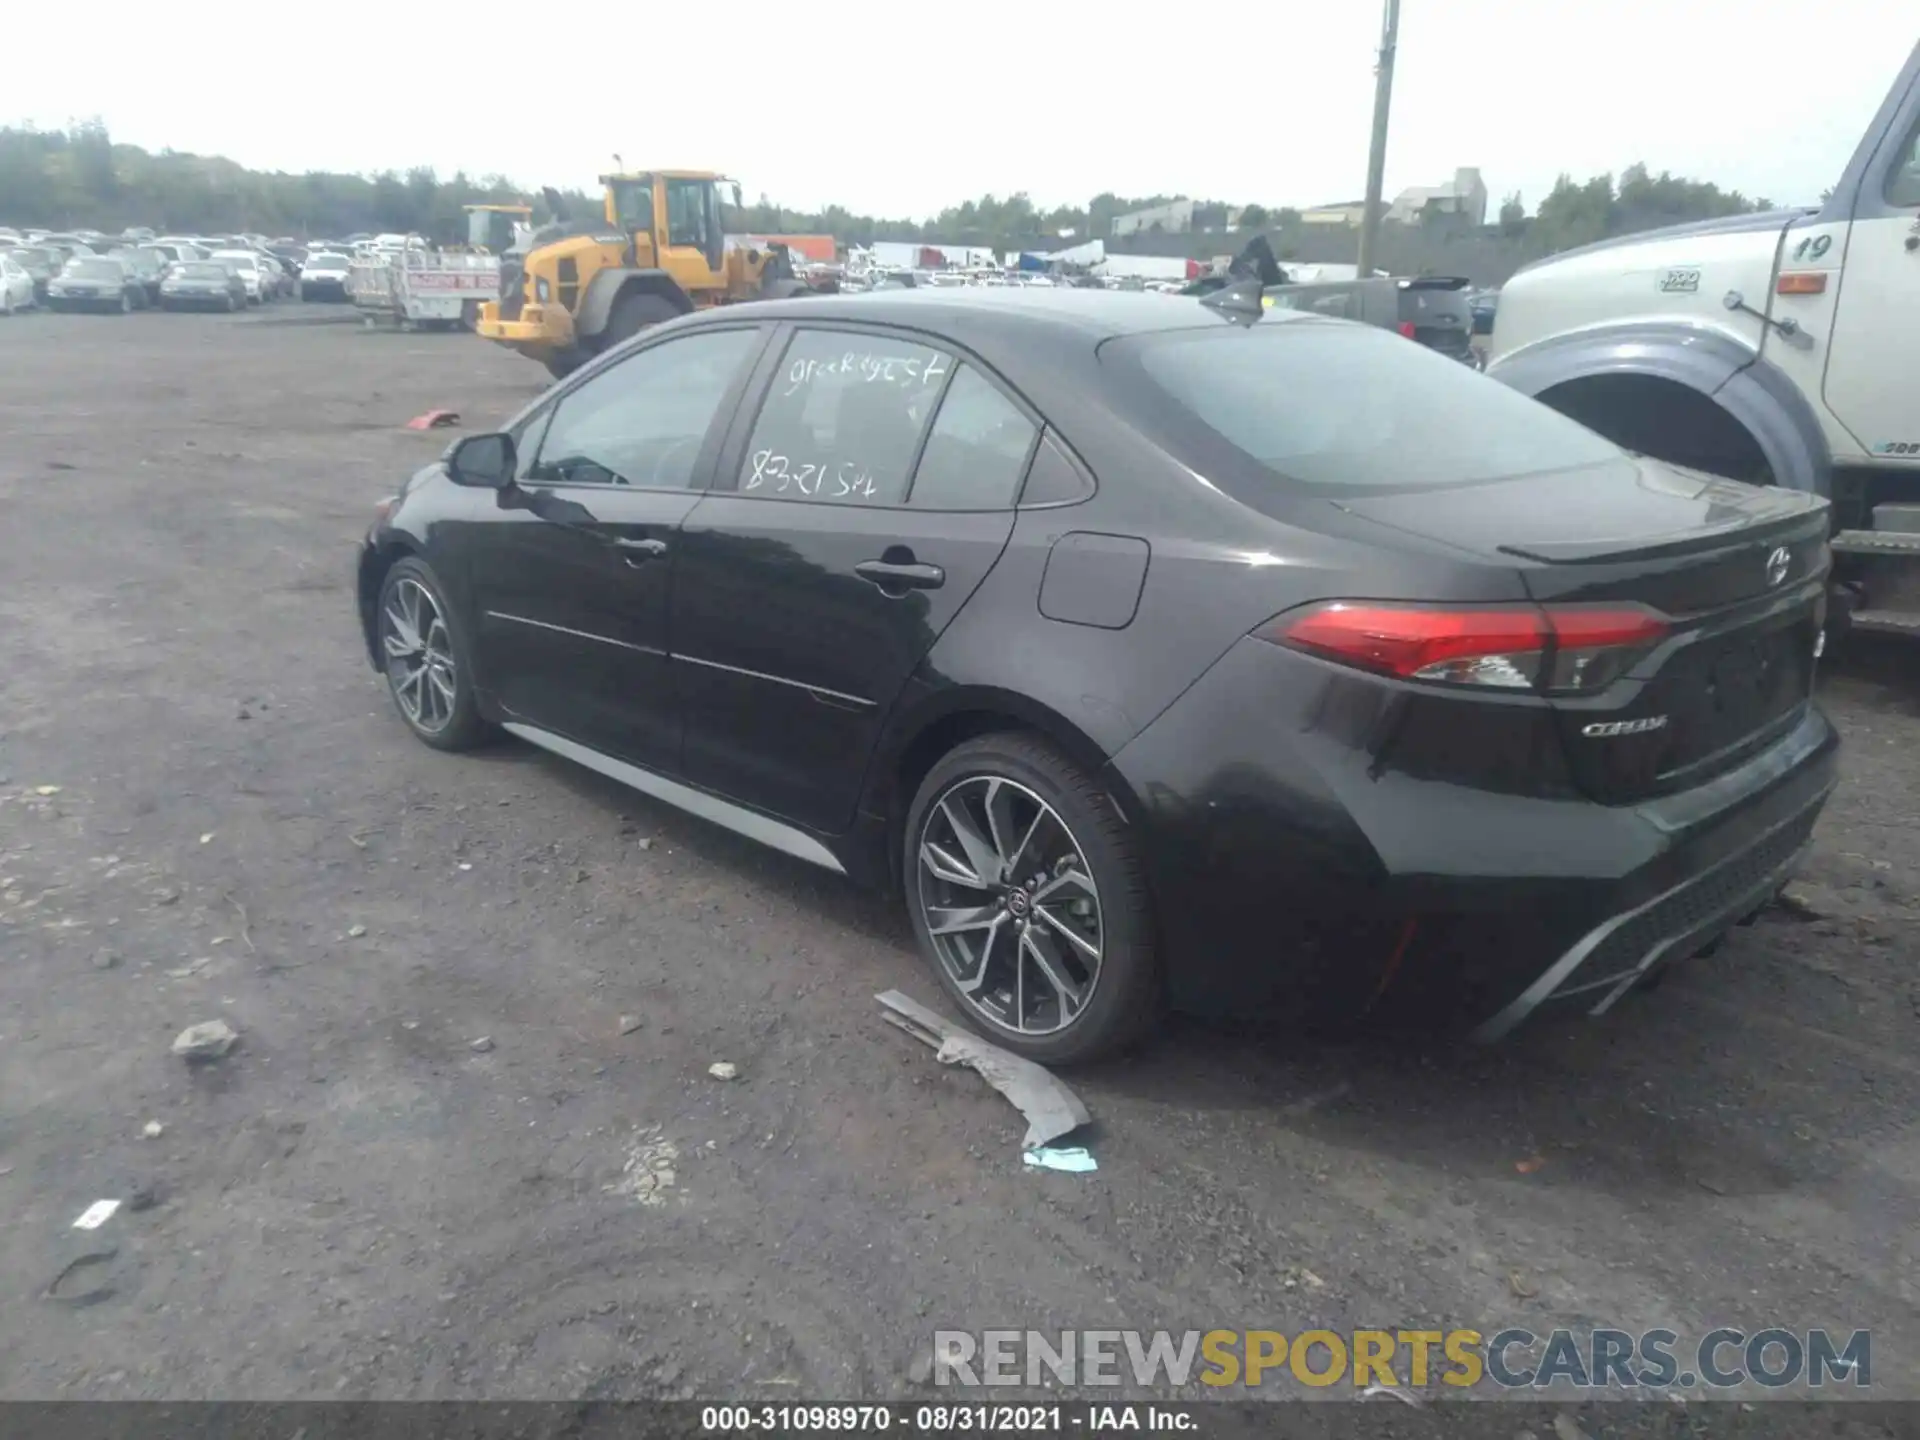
left=1336, top=458, right=1830, bottom=803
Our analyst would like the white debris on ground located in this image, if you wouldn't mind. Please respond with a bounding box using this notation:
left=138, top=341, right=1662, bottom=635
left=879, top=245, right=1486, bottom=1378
left=608, top=1131, right=680, bottom=1207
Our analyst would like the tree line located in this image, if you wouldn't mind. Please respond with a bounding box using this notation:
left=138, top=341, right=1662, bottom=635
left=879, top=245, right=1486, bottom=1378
left=2, top=121, right=1785, bottom=259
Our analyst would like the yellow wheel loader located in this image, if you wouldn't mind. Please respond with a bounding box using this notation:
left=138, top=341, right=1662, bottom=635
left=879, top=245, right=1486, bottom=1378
left=475, top=170, right=808, bottom=378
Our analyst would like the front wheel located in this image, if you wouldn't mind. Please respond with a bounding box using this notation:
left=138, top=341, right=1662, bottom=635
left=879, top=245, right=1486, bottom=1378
left=118, top=293, right=132, bottom=314
left=599, top=290, right=680, bottom=353
left=374, top=557, right=493, bottom=752
left=903, top=734, right=1161, bottom=1065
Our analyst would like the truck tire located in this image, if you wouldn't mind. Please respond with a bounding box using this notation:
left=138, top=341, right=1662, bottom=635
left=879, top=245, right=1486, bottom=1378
left=598, top=291, right=679, bottom=353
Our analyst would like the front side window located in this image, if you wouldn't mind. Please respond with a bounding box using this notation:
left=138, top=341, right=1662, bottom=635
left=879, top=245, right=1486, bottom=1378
left=665, top=179, right=710, bottom=249
left=908, top=364, right=1038, bottom=510
left=529, top=326, right=758, bottom=489
left=738, top=329, right=950, bottom=505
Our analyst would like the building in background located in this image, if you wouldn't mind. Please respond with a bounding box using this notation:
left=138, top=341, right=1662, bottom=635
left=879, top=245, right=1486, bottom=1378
left=1110, top=198, right=1196, bottom=237
left=1300, top=201, right=1369, bottom=226
left=1386, top=168, right=1488, bottom=227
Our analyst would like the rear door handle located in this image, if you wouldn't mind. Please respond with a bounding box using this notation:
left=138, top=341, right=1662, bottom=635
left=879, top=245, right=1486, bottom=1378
left=855, top=559, right=945, bottom=591
left=609, top=535, right=669, bottom=566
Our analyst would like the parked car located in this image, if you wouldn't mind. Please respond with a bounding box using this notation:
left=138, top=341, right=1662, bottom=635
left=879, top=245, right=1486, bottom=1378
left=47, top=256, right=148, bottom=312
left=1263, top=274, right=1480, bottom=366
left=10, top=246, right=58, bottom=301
left=150, top=241, right=209, bottom=265
left=37, top=233, right=98, bottom=256
left=211, top=250, right=267, bottom=304
left=298, top=251, right=353, bottom=301
left=261, top=254, right=295, bottom=298
left=109, top=246, right=167, bottom=304
left=1468, top=287, right=1499, bottom=337
left=159, top=260, right=248, bottom=312
left=0, top=252, right=36, bottom=313
left=354, top=289, right=1837, bottom=1062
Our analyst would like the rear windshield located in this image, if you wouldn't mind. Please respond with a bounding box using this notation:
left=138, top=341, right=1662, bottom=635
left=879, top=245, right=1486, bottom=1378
left=1112, top=322, right=1619, bottom=490
left=176, top=263, right=230, bottom=279
left=307, top=253, right=349, bottom=267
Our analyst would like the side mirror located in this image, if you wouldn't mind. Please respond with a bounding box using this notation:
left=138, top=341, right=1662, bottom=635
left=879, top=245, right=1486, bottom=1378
left=446, top=432, right=515, bottom=489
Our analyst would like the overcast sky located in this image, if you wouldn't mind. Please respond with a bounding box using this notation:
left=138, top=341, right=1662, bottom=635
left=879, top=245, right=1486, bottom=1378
left=7, top=4, right=1913, bottom=218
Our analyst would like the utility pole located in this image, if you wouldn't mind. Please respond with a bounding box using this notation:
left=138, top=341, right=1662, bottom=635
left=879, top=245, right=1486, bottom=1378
left=1355, top=0, right=1401, bottom=278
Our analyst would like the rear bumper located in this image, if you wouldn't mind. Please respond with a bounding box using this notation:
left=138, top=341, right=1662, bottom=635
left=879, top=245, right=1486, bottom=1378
left=1105, top=635, right=1840, bottom=1036
left=1470, top=767, right=1826, bottom=1039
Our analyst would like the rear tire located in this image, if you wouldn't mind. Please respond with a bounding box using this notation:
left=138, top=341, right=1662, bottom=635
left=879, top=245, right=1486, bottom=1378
left=374, top=556, right=493, bottom=753
left=902, top=733, right=1162, bottom=1065
left=598, top=290, right=680, bottom=354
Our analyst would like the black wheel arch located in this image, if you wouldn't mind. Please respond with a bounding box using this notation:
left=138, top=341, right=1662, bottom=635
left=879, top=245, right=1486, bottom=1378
left=356, top=533, right=421, bottom=668
left=860, top=684, right=1143, bottom=894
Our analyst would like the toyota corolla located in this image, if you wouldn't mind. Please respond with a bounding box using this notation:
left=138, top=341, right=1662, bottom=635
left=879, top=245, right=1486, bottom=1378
left=355, top=288, right=1837, bottom=1063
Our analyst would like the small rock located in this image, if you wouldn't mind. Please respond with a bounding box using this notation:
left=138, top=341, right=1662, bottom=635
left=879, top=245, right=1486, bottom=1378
left=33, top=785, right=61, bottom=796
left=198, top=833, right=214, bottom=845
left=153, top=887, right=181, bottom=906
left=708, top=1062, right=739, bottom=1081
left=171, top=1019, right=239, bottom=1062
left=236, top=706, right=252, bottom=721
left=91, top=949, right=121, bottom=971
left=346, top=924, right=367, bottom=939
left=1551, top=1414, right=1590, bottom=1440
left=1507, top=1268, right=1539, bottom=1299
left=470, top=1036, right=495, bottom=1054
left=619, top=1015, right=644, bottom=1035
left=637, top=837, right=654, bottom=851
left=141, top=1121, right=165, bottom=1139
left=127, top=1184, right=158, bottom=1213
left=908, top=1347, right=936, bottom=1386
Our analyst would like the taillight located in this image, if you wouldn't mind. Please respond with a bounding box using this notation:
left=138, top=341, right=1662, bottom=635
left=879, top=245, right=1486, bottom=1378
left=1260, top=602, right=1669, bottom=694
left=1397, top=321, right=1417, bottom=339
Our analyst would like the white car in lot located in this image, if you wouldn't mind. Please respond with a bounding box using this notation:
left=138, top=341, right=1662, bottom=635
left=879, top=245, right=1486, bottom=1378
left=1, top=252, right=36, bottom=314
left=212, top=250, right=267, bottom=304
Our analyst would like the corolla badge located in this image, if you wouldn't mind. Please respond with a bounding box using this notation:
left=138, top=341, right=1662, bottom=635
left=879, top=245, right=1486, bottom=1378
left=1582, top=716, right=1669, bottom=738
left=1767, top=545, right=1791, bottom=587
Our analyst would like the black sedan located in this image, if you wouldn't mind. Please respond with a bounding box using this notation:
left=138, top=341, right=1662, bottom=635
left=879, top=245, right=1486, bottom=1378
left=159, top=260, right=249, bottom=312
left=355, top=289, right=1837, bottom=1062
left=47, top=256, right=148, bottom=313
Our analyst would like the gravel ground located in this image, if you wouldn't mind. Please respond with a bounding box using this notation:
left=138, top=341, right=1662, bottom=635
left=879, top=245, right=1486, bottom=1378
left=0, top=304, right=1916, bottom=1409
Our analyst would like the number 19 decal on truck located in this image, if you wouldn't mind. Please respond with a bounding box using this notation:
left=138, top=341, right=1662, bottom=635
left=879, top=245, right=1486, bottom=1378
left=1487, top=40, right=1920, bottom=638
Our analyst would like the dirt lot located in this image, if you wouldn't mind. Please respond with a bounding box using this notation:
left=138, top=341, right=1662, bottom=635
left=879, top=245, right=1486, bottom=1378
left=1, top=304, right=1917, bottom=1408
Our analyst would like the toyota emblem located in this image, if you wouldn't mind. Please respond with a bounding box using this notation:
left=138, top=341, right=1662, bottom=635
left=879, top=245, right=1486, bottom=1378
left=1766, top=545, right=1791, bottom=587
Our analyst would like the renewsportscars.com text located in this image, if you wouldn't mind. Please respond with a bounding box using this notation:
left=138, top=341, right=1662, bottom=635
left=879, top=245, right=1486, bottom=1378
left=932, top=1327, right=1870, bottom=1391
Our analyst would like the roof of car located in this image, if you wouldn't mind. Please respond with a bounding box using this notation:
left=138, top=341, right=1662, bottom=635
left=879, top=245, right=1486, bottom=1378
left=712, top=286, right=1323, bottom=341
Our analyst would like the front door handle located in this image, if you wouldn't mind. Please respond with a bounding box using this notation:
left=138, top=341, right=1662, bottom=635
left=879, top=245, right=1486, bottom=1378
left=855, top=559, right=945, bottom=592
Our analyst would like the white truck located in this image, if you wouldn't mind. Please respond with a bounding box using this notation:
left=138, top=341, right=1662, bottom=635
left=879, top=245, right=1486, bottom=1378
left=1487, top=40, right=1920, bottom=636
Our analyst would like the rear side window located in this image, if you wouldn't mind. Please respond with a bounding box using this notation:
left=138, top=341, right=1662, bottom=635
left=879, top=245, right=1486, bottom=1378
left=1118, top=325, right=1619, bottom=489
left=739, top=329, right=950, bottom=504
left=908, top=364, right=1038, bottom=509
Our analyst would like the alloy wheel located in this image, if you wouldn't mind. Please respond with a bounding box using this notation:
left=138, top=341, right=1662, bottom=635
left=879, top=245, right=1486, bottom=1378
left=916, top=775, right=1104, bottom=1036
left=381, top=577, right=458, bottom=734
